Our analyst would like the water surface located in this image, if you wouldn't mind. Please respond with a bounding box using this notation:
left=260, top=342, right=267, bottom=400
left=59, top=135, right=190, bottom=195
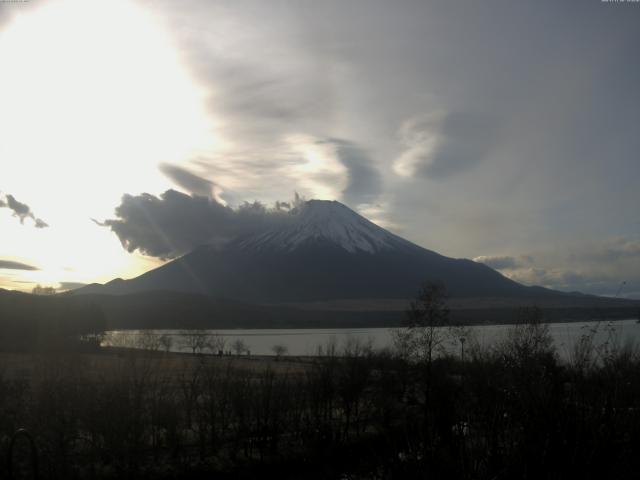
left=104, top=319, right=640, bottom=360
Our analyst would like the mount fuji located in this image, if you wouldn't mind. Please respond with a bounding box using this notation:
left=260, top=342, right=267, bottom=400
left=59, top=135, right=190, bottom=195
left=77, top=200, right=555, bottom=303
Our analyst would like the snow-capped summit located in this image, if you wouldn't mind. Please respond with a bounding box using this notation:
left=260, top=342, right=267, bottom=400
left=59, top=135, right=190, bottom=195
left=237, top=200, right=411, bottom=254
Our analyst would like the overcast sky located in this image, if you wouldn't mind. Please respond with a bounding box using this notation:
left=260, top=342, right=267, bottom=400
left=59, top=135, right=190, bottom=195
left=1, top=0, right=639, bottom=298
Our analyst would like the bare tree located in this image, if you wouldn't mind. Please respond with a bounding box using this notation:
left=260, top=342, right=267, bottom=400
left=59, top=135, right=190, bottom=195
left=158, top=334, right=173, bottom=353
left=272, top=344, right=288, bottom=360
left=105, top=332, right=138, bottom=349
left=501, top=306, right=554, bottom=364
left=206, top=334, right=227, bottom=355
left=342, top=336, right=373, bottom=358
left=137, top=331, right=162, bottom=351
left=181, top=330, right=210, bottom=355
left=392, top=282, right=450, bottom=364
left=232, top=339, right=247, bottom=356
left=32, top=284, right=56, bottom=295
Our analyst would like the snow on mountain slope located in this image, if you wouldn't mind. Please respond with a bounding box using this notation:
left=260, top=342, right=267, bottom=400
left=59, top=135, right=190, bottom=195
left=236, top=200, right=414, bottom=254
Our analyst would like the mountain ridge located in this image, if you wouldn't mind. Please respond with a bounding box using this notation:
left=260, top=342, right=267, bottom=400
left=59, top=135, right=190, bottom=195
left=74, top=200, right=594, bottom=303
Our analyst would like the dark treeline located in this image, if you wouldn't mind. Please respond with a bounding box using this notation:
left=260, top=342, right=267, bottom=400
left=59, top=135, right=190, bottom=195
left=1, top=321, right=640, bottom=479
left=87, top=290, right=640, bottom=329
left=20, top=290, right=640, bottom=331
left=2, top=288, right=638, bottom=338
left=0, top=290, right=105, bottom=351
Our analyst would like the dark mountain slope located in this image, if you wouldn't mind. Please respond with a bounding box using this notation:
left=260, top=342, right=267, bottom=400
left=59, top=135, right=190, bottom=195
left=74, top=200, right=603, bottom=305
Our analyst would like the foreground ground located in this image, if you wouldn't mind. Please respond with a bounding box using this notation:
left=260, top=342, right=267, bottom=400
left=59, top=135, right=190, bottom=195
left=2, top=321, right=640, bottom=479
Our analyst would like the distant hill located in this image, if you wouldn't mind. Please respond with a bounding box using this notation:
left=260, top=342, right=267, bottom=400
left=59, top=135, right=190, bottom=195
left=2, top=288, right=638, bottom=332
left=0, top=288, right=105, bottom=351
left=68, top=290, right=640, bottom=330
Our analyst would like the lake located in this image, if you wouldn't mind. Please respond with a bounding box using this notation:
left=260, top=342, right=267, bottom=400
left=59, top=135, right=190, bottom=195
left=103, top=318, right=640, bottom=360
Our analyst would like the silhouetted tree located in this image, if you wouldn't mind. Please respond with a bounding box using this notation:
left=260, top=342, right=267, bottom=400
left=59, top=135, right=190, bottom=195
left=393, top=282, right=450, bottom=364
left=158, top=334, right=173, bottom=353
left=180, top=330, right=209, bottom=355
left=232, top=339, right=247, bottom=356
left=272, top=344, right=288, bottom=360
left=32, top=284, right=56, bottom=295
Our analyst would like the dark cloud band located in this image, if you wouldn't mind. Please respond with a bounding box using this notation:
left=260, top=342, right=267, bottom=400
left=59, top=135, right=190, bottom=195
left=0, top=192, right=48, bottom=228
left=97, top=189, right=296, bottom=259
left=0, top=259, right=39, bottom=271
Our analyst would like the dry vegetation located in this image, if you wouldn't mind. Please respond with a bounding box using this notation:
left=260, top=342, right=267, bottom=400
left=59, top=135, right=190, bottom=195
left=2, top=286, right=640, bottom=479
left=2, top=320, right=640, bottom=479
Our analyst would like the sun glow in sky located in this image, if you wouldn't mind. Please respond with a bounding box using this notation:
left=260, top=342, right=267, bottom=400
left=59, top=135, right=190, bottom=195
left=287, top=135, right=348, bottom=201
left=0, top=0, right=216, bottom=290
